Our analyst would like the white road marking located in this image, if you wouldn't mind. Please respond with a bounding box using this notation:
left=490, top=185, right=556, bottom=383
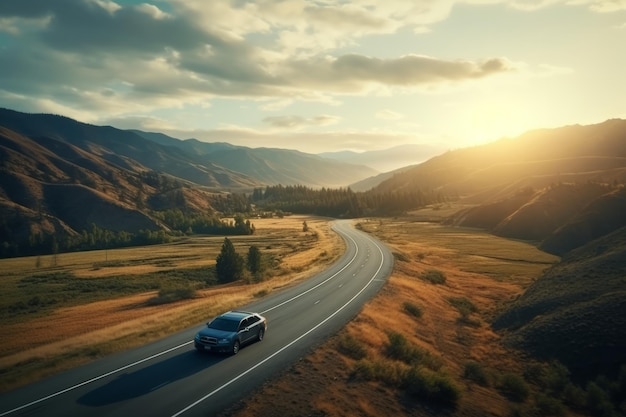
left=0, top=342, right=192, bottom=417
left=259, top=232, right=360, bottom=315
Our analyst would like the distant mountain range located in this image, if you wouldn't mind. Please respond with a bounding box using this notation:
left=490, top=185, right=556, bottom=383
left=0, top=108, right=380, bottom=190
left=320, top=143, right=447, bottom=172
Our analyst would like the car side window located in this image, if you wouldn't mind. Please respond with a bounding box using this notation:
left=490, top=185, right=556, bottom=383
left=248, top=315, right=260, bottom=325
left=238, top=318, right=249, bottom=331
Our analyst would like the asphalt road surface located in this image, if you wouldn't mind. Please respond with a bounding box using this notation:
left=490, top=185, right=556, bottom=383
left=0, top=220, right=394, bottom=417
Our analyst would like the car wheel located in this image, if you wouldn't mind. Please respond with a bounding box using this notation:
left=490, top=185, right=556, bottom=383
left=232, top=340, right=240, bottom=355
left=257, top=328, right=265, bottom=341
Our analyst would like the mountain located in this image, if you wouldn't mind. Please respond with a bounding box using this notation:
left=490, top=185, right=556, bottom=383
left=372, top=119, right=626, bottom=201
left=0, top=108, right=258, bottom=189
left=319, top=143, right=447, bottom=172
left=132, top=129, right=378, bottom=188
left=0, top=108, right=377, bottom=189
left=0, top=108, right=376, bottom=256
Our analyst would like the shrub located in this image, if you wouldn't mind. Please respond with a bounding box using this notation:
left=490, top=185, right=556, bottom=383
left=498, top=373, right=530, bottom=402
left=386, top=332, right=412, bottom=361
left=562, top=383, right=586, bottom=410
left=447, top=297, right=478, bottom=317
left=253, top=289, right=269, bottom=298
left=405, top=367, right=461, bottom=407
left=351, top=359, right=406, bottom=387
left=385, top=332, right=442, bottom=371
left=585, top=381, right=616, bottom=416
left=525, top=361, right=570, bottom=396
left=535, top=393, right=566, bottom=416
left=393, top=252, right=410, bottom=262
left=351, top=359, right=376, bottom=381
left=337, top=334, right=368, bottom=360
left=352, top=360, right=461, bottom=408
left=403, top=301, right=422, bottom=318
left=463, top=361, right=490, bottom=386
left=146, top=287, right=196, bottom=305
left=419, top=269, right=446, bottom=284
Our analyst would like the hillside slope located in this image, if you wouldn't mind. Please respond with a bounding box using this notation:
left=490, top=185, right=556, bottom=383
left=493, top=226, right=626, bottom=379
left=373, top=119, right=626, bottom=200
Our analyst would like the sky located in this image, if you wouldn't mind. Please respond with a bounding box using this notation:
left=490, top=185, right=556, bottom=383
left=0, top=0, right=624, bottom=155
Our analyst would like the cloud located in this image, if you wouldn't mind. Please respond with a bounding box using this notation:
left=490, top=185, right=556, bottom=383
left=0, top=0, right=612, bottom=131
left=282, top=54, right=515, bottom=92
left=376, top=110, right=404, bottom=120
left=0, top=0, right=516, bottom=119
left=561, top=0, right=626, bottom=12
left=263, top=115, right=341, bottom=129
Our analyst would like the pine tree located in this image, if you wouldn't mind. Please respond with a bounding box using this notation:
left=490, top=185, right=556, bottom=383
left=215, top=237, right=244, bottom=283
left=247, top=245, right=263, bottom=276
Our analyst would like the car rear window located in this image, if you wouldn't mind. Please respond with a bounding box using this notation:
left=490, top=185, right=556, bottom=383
left=208, top=318, right=239, bottom=332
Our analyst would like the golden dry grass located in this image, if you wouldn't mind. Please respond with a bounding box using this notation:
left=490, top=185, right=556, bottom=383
left=221, top=216, right=560, bottom=417
left=0, top=215, right=343, bottom=392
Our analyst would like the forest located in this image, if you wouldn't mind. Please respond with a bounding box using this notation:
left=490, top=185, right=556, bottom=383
left=252, top=184, right=445, bottom=217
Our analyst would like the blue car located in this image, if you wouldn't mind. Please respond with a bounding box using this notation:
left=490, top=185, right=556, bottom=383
left=194, top=311, right=267, bottom=355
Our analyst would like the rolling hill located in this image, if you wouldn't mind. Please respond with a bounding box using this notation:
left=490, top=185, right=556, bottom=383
left=493, top=226, right=626, bottom=379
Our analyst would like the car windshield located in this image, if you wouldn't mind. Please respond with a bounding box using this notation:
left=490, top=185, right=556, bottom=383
left=208, top=317, right=239, bottom=332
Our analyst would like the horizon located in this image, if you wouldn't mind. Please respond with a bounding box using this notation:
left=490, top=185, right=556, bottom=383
left=0, top=1, right=624, bottom=154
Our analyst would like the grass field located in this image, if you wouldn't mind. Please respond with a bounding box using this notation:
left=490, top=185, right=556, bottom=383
left=0, top=215, right=343, bottom=392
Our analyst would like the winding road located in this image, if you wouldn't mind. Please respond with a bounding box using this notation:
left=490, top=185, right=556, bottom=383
left=0, top=220, right=393, bottom=417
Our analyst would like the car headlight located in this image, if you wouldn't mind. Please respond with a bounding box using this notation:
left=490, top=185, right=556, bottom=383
left=194, top=334, right=200, bottom=341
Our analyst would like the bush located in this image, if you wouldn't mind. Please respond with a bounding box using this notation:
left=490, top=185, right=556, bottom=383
left=385, top=332, right=442, bottom=371
left=562, top=383, right=586, bottom=410
left=535, top=393, right=566, bottom=416
left=405, top=367, right=461, bottom=407
left=498, top=373, right=530, bottom=402
left=463, top=361, right=490, bottom=386
left=419, top=269, right=446, bottom=284
left=393, top=252, right=410, bottom=262
left=351, top=360, right=461, bottom=408
left=525, top=361, right=570, bottom=396
left=447, top=297, right=478, bottom=317
left=585, top=382, right=616, bottom=417
left=146, top=287, right=196, bottom=305
left=403, top=301, right=422, bottom=318
left=337, top=334, right=367, bottom=360
left=351, top=359, right=406, bottom=387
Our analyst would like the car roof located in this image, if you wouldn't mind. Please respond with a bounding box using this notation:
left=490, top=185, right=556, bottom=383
left=218, top=310, right=255, bottom=321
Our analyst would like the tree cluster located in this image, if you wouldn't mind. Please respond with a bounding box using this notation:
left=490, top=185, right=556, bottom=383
left=1, top=211, right=256, bottom=259
left=215, top=238, right=266, bottom=283
left=252, top=184, right=445, bottom=217
left=153, top=210, right=255, bottom=235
